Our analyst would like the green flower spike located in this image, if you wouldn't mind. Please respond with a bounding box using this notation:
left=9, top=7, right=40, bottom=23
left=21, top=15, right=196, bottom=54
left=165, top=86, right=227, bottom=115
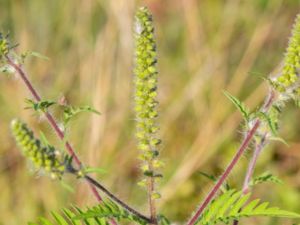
left=134, top=7, right=162, bottom=198
left=0, top=33, right=10, bottom=58
left=273, top=15, right=300, bottom=93
left=11, top=119, right=66, bottom=179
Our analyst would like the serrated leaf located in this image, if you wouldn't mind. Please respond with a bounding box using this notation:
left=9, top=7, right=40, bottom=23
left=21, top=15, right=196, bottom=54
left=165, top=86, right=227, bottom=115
left=250, top=172, right=283, bottom=186
left=223, top=91, right=250, bottom=121
left=73, top=199, right=148, bottom=225
left=25, top=99, right=56, bottom=112
left=196, top=189, right=300, bottom=225
left=63, top=105, right=101, bottom=126
left=62, top=209, right=81, bottom=225
left=51, top=212, right=68, bottom=225
left=39, top=217, right=53, bottom=225
left=257, top=111, right=278, bottom=136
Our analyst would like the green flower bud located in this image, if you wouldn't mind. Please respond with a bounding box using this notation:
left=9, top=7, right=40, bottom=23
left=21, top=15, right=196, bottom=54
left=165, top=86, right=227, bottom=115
left=273, top=15, right=300, bottom=92
left=134, top=7, right=161, bottom=161
left=0, top=33, right=9, bottom=58
left=11, top=119, right=66, bottom=179
left=134, top=7, right=163, bottom=199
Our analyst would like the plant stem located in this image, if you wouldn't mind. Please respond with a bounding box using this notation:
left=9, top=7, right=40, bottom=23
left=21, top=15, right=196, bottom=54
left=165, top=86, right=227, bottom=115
left=242, top=135, right=267, bottom=195
left=187, top=91, right=275, bottom=225
left=85, top=175, right=152, bottom=223
left=6, top=56, right=123, bottom=224
left=6, top=55, right=152, bottom=224
left=6, top=56, right=82, bottom=167
left=233, top=134, right=268, bottom=225
left=5, top=55, right=120, bottom=224
left=147, top=162, right=157, bottom=224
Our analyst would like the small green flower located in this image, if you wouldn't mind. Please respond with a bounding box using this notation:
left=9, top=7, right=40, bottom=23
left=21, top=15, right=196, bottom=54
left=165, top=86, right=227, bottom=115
left=273, top=15, right=300, bottom=93
left=11, top=119, right=66, bottom=179
left=0, top=33, right=10, bottom=58
left=134, top=7, right=162, bottom=197
left=134, top=7, right=160, bottom=160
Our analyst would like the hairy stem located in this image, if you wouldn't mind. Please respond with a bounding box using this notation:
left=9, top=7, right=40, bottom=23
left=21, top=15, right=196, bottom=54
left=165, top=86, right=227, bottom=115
left=148, top=162, right=157, bottom=224
left=233, top=134, right=268, bottom=225
left=85, top=175, right=152, bottom=223
left=187, top=91, right=275, bottom=225
left=242, top=135, right=268, bottom=195
left=6, top=55, right=122, bottom=225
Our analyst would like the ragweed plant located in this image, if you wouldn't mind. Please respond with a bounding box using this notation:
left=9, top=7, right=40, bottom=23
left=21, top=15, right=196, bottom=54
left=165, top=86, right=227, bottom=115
left=134, top=7, right=162, bottom=223
left=272, top=14, right=300, bottom=95
left=11, top=119, right=66, bottom=179
left=1, top=6, right=300, bottom=225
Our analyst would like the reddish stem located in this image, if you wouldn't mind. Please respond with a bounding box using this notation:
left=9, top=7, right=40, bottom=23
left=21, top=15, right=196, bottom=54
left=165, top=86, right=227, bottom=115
left=233, top=134, right=267, bottom=225
left=6, top=55, right=152, bottom=225
left=6, top=57, right=103, bottom=198
left=187, top=120, right=260, bottom=225
left=187, top=91, right=275, bottom=225
left=242, top=135, right=267, bottom=195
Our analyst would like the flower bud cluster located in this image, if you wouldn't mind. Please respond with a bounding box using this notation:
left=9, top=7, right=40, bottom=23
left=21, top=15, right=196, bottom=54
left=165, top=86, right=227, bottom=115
left=11, top=119, right=65, bottom=179
left=0, top=33, right=10, bottom=59
left=272, top=15, right=300, bottom=97
left=134, top=7, right=163, bottom=195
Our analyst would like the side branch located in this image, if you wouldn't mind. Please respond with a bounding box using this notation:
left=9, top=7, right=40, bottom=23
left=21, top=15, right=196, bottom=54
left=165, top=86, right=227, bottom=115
left=85, top=175, right=152, bottom=223
left=6, top=55, right=103, bottom=200
left=187, top=91, right=275, bottom=225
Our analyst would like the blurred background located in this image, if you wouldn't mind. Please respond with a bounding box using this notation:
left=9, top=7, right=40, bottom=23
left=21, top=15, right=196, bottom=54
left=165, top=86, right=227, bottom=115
left=0, top=0, right=300, bottom=224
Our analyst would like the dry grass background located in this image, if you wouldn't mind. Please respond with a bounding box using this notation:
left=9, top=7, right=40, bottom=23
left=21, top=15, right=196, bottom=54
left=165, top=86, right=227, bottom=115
left=0, top=0, right=300, bottom=224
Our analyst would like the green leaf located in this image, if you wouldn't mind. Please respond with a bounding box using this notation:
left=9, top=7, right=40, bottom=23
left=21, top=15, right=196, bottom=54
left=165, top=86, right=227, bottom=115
left=62, top=209, right=81, bottom=225
left=21, top=51, right=50, bottom=61
left=157, top=215, right=171, bottom=225
left=63, top=105, right=101, bottom=126
left=250, top=172, right=283, bottom=186
left=51, top=212, right=69, bottom=225
left=257, top=111, right=278, bottom=136
left=0, top=65, right=15, bottom=74
left=25, top=99, right=56, bottom=112
left=83, top=167, right=107, bottom=175
left=195, top=189, right=300, bottom=225
left=269, top=136, right=289, bottom=146
left=30, top=51, right=50, bottom=60
left=39, top=131, right=51, bottom=147
left=223, top=91, right=250, bottom=121
left=39, top=217, right=54, bottom=225
left=198, top=171, right=230, bottom=192
left=60, top=180, right=75, bottom=193
left=73, top=199, right=148, bottom=225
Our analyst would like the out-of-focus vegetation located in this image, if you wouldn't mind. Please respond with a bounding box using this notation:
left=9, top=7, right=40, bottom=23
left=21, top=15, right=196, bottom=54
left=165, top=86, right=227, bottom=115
left=0, top=0, right=300, bottom=224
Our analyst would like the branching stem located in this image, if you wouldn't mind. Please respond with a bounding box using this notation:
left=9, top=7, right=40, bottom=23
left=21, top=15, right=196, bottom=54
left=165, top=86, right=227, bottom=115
left=5, top=55, right=127, bottom=225
left=242, top=134, right=268, bottom=195
left=233, top=133, right=268, bottom=225
left=187, top=91, right=275, bottom=225
left=85, top=175, right=152, bottom=223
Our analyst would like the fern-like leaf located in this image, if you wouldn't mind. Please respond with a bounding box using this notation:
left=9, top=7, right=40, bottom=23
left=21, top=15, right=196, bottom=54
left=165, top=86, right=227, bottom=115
left=195, top=189, right=300, bottom=225
left=30, top=199, right=150, bottom=225
left=74, top=199, right=148, bottom=224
